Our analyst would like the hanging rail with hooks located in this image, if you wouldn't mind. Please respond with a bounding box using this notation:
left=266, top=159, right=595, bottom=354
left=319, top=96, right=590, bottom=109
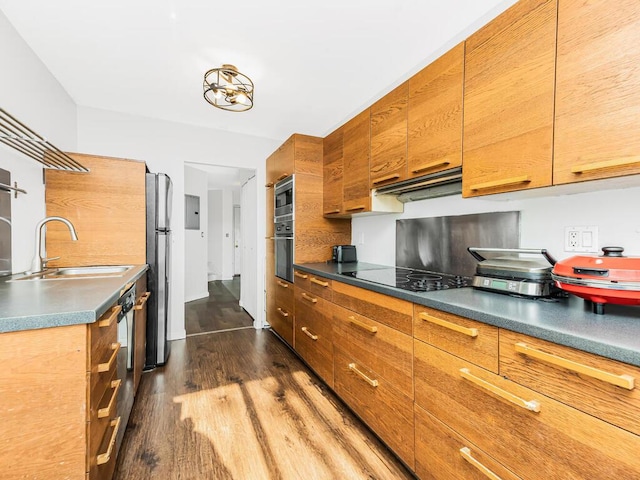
left=0, top=108, right=89, bottom=173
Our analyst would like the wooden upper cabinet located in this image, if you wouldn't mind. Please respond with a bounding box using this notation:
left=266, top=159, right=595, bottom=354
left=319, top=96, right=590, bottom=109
left=342, top=109, right=371, bottom=213
left=554, top=0, right=640, bottom=184
left=370, top=82, right=408, bottom=188
left=266, top=136, right=295, bottom=187
left=323, top=126, right=344, bottom=216
left=408, top=43, right=464, bottom=179
left=462, top=0, right=557, bottom=197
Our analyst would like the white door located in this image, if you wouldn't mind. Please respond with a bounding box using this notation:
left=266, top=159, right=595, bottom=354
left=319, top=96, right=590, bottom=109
left=240, top=176, right=258, bottom=324
left=233, top=205, right=241, bottom=276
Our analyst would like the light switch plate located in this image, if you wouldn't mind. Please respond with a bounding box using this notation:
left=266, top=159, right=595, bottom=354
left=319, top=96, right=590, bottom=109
left=564, top=226, right=599, bottom=253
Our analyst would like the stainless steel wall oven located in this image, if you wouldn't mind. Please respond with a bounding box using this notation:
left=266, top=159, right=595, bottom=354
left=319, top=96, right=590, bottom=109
left=274, top=175, right=294, bottom=282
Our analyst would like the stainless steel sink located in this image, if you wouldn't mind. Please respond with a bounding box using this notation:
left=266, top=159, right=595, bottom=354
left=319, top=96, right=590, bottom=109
left=10, top=265, right=134, bottom=281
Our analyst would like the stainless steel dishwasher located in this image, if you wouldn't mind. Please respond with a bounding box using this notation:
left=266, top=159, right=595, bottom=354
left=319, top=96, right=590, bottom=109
left=116, top=284, right=136, bottom=453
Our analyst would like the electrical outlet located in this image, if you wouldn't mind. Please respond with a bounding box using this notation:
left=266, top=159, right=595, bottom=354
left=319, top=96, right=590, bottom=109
left=564, top=226, right=599, bottom=253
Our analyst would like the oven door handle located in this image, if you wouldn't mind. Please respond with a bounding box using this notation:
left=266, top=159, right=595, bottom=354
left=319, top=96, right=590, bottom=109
left=274, top=236, right=294, bottom=240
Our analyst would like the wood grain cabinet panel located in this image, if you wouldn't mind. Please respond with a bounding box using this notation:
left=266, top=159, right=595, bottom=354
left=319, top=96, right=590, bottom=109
left=294, top=287, right=334, bottom=387
left=462, top=0, right=556, bottom=197
left=322, top=126, right=345, bottom=216
left=293, top=270, right=332, bottom=301
left=554, top=0, right=640, bottom=184
left=415, top=338, right=640, bottom=479
left=408, top=43, right=464, bottom=179
left=342, top=109, right=371, bottom=213
left=413, top=304, right=499, bottom=374
left=370, top=82, right=408, bottom=188
left=415, top=404, right=523, bottom=480
left=499, top=329, right=640, bottom=436
left=332, top=280, right=413, bottom=335
left=332, top=302, right=413, bottom=398
left=266, top=135, right=295, bottom=187
left=270, top=278, right=294, bottom=346
left=334, top=347, right=414, bottom=469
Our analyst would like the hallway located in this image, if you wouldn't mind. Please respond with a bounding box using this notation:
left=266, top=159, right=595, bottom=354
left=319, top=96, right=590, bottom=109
left=114, top=329, right=414, bottom=479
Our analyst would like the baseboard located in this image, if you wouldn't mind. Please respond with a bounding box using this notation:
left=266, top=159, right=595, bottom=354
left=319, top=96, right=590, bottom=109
left=208, top=273, right=220, bottom=281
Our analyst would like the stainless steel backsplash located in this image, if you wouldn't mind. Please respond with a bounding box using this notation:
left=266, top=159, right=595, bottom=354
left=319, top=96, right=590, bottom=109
left=396, top=211, right=520, bottom=277
left=0, top=168, right=11, bottom=276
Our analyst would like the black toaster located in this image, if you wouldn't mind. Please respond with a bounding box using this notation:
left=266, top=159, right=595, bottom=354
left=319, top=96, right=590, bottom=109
left=332, top=245, right=357, bottom=263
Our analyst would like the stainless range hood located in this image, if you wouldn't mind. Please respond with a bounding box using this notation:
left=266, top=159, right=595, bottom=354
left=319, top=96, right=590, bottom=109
left=374, top=166, right=462, bottom=203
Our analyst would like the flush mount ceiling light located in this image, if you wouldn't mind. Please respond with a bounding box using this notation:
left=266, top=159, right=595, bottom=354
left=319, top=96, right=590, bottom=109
left=203, top=64, right=254, bottom=112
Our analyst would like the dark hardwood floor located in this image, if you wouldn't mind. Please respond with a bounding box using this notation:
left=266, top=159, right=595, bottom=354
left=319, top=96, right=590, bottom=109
left=185, top=278, right=253, bottom=335
left=114, top=329, right=415, bottom=479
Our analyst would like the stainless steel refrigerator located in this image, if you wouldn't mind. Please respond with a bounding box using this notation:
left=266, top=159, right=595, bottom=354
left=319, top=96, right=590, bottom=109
left=145, top=172, right=172, bottom=368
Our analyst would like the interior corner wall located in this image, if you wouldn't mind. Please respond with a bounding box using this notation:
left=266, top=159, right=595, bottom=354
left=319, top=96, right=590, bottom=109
left=208, top=190, right=223, bottom=280
left=0, top=9, right=78, bottom=273
left=184, top=166, right=209, bottom=302
left=76, top=106, right=280, bottom=340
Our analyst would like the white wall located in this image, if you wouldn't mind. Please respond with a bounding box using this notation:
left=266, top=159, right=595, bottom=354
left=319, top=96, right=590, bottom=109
left=207, top=188, right=235, bottom=281
left=353, top=181, right=640, bottom=266
left=184, top=165, right=209, bottom=302
left=0, top=9, right=77, bottom=273
left=77, top=106, right=280, bottom=340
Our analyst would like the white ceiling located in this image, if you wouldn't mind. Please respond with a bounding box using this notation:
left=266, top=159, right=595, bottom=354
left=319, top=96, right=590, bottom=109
left=0, top=0, right=515, bottom=143
left=186, top=163, right=255, bottom=191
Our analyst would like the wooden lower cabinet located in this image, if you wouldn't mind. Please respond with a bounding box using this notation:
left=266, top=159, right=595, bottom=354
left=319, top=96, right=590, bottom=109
left=294, top=286, right=334, bottom=387
left=269, top=278, right=295, bottom=345
left=334, top=347, right=414, bottom=469
left=415, top=404, right=522, bottom=480
left=414, top=338, right=640, bottom=479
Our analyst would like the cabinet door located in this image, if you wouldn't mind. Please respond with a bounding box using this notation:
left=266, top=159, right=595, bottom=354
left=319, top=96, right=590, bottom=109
left=323, top=126, right=344, bottom=216
left=463, top=0, right=556, bottom=197
left=370, top=82, right=408, bottom=188
left=342, top=109, right=371, bottom=214
left=554, top=0, right=640, bottom=184
left=408, top=43, right=464, bottom=179
left=267, top=136, right=295, bottom=186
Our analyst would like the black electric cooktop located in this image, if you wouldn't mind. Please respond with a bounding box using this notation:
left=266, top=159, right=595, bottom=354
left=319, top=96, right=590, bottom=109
left=341, top=267, right=473, bottom=293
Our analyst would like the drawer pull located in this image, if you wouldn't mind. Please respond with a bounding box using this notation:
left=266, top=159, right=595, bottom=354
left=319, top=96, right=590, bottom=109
left=411, top=158, right=451, bottom=174
left=346, top=205, right=366, bottom=212
left=372, top=173, right=400, bottom=185
left=348, top=315, right=378, bottom=334
left=469, top=175, right=531, bottom=192
left=571, top=156, right=640, bottom=174
left=276, top=173, right=290, bottom=181
left=98, top=379, right=122, bottom=419
left=276, top=308, right=289, bottom=318
left=294, top=271, right=308, bottom=280
left=96, top=416, right=121, bottom=466
left=460, top=447, right=503, bottom=480
left=98, top=305, right=121, bottom=328
left=133, top=291, right=151, bottom=310
left=349, top=363, right=379, bottom=388
left=514, top=342, right=635, bottom=390
left=277, top=280, right=289, bottom=288
left=301, top=327, right=318, bottom=341
left=460, top=368, right=540, bottom=413
left=301, top=292, right=318, bottom=303
left=419, top=312, right=478, bottom=338
left=98, top=343, right=121, bottom=373
left=324, top=209, right=341, bottom=215
left=310, top=277, right=329, bottom=287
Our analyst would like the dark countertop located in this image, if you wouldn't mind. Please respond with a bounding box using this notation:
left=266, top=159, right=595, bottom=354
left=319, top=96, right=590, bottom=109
left=295, top=261, right=640, bottom=367
left=0, top=265, right=148, bottom=333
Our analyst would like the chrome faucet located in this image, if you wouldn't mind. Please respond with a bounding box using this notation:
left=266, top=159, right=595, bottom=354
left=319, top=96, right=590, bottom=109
left=29, top=216, right=78, bottom=273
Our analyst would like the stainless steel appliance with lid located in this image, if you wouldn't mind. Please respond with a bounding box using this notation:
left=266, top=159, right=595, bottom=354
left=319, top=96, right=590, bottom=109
left=332, top=245, right=357, bottom=263
left=468, top=247, right=557, bottom=297
left=552, top=246, right=640, bottom=314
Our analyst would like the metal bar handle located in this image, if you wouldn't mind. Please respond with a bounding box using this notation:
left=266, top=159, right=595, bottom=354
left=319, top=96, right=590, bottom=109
left=460, top=368, right=540, bottom=413
left=98, top=305, right=121, bottom=328
left=301, top=292, right=318, bottom=303
left=98, top=379, right=122, bottom=419
left=301, top=326, right=318, bottom=341
left=98, top=343, right=121, bottom=373
left=571, top=156, right=640, bottom=174
left=348, top=315, right=378, bottom=334
left=411, top=158, right=451, bottom=174
left=294, top=271, right=308, bottom=279
left=348, top=363, right=379, bottom=387
left=0, top=181, right=27, bottom=196
left=310, top=277, right=329, bottom=287
left=96, top=417, right=121, bottom=465
left=515, top=342, right=635, bottom=390
left=419, top=312, right=478, bottom=338
left=460, top=447, right=503, bottom=480
left=469, top=175, right=531, bottom=192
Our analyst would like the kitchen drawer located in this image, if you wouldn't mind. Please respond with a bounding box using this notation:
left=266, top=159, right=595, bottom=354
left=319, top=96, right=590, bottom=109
left=413, top=304, right=499, bottom=373
left=293, top=269, right=332, bottom=301
left=88, top=414, right=121, bottom=480
left=89, top=305, right=120, bottom=365
left=415, top=404, right=523, bottom=480
left=90, top=339, right=120, bottom=398
left=332, top=280, right=413, bottom=335
left=414, top=338, right=640, bottom=479
left=268, top=301, right=294, bottom=346
left=90, top=369, right=120, bottom=425
left=275, top=278, right=294, bottom=315
left=500, top=329, right=640, bottom=436
left=333, top=303, right=413, bottom=398
left=334, top=347, right=414, bottom=469
left=294, top=288, right=334, bottom=386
